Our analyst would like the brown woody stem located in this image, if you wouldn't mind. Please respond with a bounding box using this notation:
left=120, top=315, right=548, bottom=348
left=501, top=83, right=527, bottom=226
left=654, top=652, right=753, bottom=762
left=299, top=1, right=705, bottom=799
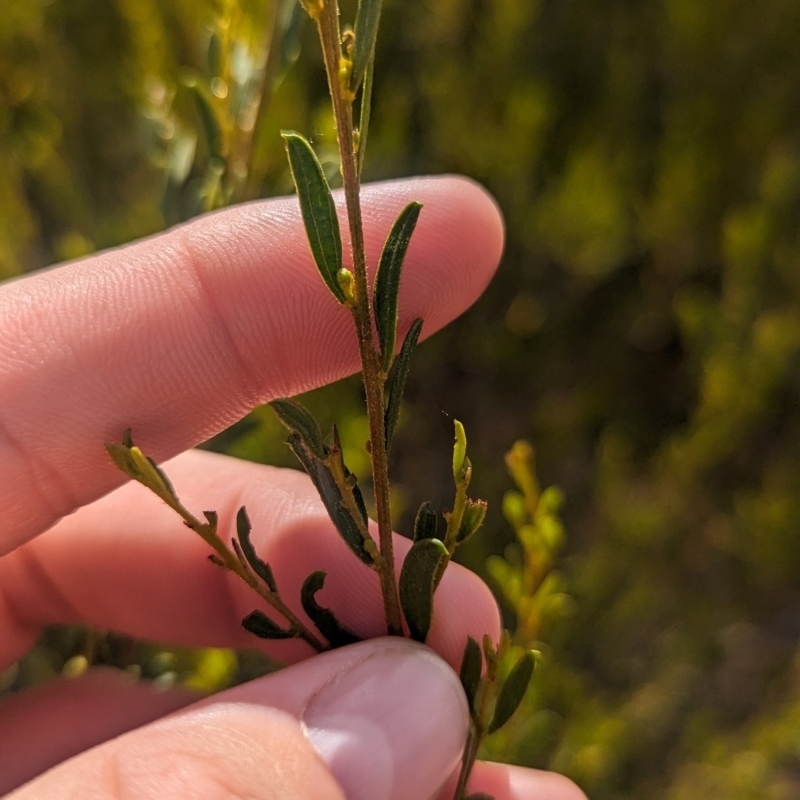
left=314, top=1, right=403, bottom=636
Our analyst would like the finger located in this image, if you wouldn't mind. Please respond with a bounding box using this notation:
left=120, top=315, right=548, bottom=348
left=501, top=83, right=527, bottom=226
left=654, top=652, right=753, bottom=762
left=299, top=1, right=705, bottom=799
left=0, top=450, right=501, bottom=670
left=0, top=177, right=504, bottom=555
left=0, top=669, right=195, bottom=796
left=7, top=639, right=468, bottom=800
left=437, top=760, right=589, bottom=800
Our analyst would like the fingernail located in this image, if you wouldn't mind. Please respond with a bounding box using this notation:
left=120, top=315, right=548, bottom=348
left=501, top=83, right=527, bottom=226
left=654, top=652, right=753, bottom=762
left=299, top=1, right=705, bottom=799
left=302, top=642, right=469, bottom=800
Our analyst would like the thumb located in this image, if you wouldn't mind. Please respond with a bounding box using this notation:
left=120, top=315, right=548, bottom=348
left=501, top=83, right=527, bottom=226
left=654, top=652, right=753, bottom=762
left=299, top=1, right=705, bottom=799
left=9, top=639, right=469, bottom=800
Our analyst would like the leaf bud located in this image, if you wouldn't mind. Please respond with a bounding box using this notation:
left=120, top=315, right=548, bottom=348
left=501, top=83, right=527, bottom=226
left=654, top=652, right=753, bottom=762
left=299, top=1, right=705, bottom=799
left=337, top=268, right=356, bottom=305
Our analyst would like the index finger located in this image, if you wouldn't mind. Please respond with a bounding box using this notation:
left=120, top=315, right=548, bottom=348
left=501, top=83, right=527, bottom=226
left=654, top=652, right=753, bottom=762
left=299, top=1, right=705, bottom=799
left=0, top=177, right=503, bottom=554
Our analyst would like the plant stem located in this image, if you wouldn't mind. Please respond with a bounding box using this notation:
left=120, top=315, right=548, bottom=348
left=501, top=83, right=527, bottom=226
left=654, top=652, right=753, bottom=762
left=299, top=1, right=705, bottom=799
left=454, top=647, right=499, bottom=799
left=453, top=724, right=482, bottom=799
left=181, top=508, right=328, bottom=652
left=314, top=1, right=402, bottom=636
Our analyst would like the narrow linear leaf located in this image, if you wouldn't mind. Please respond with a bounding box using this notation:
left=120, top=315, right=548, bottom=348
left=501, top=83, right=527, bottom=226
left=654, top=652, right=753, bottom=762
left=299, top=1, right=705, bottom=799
left=453, top=419, right=468, bottom=483
left=281, top=131, right=345, bottom=303
left=488, top=652, right=536, bottom=734
left=271, top=398, right=328, bottom=459
left=413, top=502, right=439, bottom=541
left=373, top=202, right=423, bottom=372
left=351, top=0, right=383, bottom=94
left=236, top=506, right=277, bottom=592
left=185, top=77, right=224, bottom=158
left=459, top=636, right=483, bottom=711
left=356, top=54, right=374, bottom=177
left=242, top=610, right=296, bottom=640
left=331, top=425, right=368, bottom=524
left=456, top=499, right=488, bottom=545
left=277, top=0, right=306, bottom=76
left=399, top=538, right=448, bottom=642
left=301, top=571, right=361, bottom=647
left=384, top=317, right=423, bottom=449
left=286, top=433, right=375, bottom=566
left=207, top=31, right=222, bottom=77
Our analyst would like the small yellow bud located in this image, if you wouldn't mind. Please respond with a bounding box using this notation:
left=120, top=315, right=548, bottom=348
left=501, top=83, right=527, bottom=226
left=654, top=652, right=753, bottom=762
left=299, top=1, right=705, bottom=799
left=337, top=268, right=356, bottom=306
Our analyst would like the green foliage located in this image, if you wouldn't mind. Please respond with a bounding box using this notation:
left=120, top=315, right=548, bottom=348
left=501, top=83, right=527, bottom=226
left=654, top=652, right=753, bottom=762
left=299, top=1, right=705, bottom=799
left=373, top=201, right=423, bottom=370
left=350, top=0, right=382, bottom=95
left=7, top=0, right=800, bottom=797
left=300, top=571, right=361, bottom=647
left=281, top=130, right=347, bottom=303
left=399, top=537, right=449, bottom=641
left=384, top=317, right=423, bottom=449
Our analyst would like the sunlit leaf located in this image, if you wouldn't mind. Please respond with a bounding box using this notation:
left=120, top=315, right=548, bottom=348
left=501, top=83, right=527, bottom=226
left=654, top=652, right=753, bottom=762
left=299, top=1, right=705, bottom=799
left=453, top=419, right=468, bottom=483
left=399, top=537, right=448, bottom=642
left=301, top=571, right=361, bottom=647
left=105, top=431, right=177, bottom=506
left=271, top=398, right=328, bottom=459
left=281, top=131, right=345, bottom=303
left=373, top=202, right=422, bottom=372
left=351, top=0, right=383, bottom=94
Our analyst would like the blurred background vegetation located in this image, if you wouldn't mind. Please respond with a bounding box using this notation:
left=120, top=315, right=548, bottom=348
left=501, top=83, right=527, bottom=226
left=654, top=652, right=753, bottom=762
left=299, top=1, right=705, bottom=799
left=4, top=0, right=800, bottom=797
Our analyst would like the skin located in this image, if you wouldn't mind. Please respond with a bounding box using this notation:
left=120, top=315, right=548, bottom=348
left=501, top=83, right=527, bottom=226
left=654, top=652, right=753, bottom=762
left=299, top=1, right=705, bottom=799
left=0, top=176, right=587, bottom=800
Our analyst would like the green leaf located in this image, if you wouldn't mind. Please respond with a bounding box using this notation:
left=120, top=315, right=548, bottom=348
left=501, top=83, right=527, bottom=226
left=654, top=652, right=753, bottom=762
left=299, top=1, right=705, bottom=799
left=277, top=0, right=306, bottom=77
left=356, top=54, right=374, bottom=177
left=271, top=398, right=328, bottom=459
left=235, top=506, right=277, bottom=593
left=185, top=76, right=224, bottom=158
left=413, top=502, right=439, bottom=541
left=384, top=318, right=423, bottom=449
left=459, top=636, right=483, bottom=711
left=281, top=131, right=345, bottom=303
left=399, top=538, right=448, bottom=642
left=286, top=433, right=375, bottom=566
left=453, top=419, right=468, bottom=483
left=373, top=202, right=423, bottom=372
left=105, top=433, right=177, bottom=506
left=300, top=571, right=361, bottom=647
left=457, top=499, right=488, bottom=544
left=351, top=0, right=383, bottom=94
left=331, top=425, right=368, bottom=524
left=207, top=31, right=222, bottom=77
left=488, top=651, right=535, bottom=734
left=241, top=610, right=295, bottom=640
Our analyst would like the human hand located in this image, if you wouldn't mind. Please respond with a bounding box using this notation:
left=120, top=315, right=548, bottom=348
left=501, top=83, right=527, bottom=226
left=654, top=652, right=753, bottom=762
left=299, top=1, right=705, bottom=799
left=0, top=176, right=587, bottom=800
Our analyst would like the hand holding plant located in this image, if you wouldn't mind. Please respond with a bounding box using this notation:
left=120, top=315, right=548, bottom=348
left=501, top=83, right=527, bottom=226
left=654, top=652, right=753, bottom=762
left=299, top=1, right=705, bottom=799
left=0, top=1, right=585, bottom=798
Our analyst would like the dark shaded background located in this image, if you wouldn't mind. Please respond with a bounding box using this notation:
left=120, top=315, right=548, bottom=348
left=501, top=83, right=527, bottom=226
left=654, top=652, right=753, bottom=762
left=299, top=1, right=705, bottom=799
left=3, top=1, right=800, bottom=797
